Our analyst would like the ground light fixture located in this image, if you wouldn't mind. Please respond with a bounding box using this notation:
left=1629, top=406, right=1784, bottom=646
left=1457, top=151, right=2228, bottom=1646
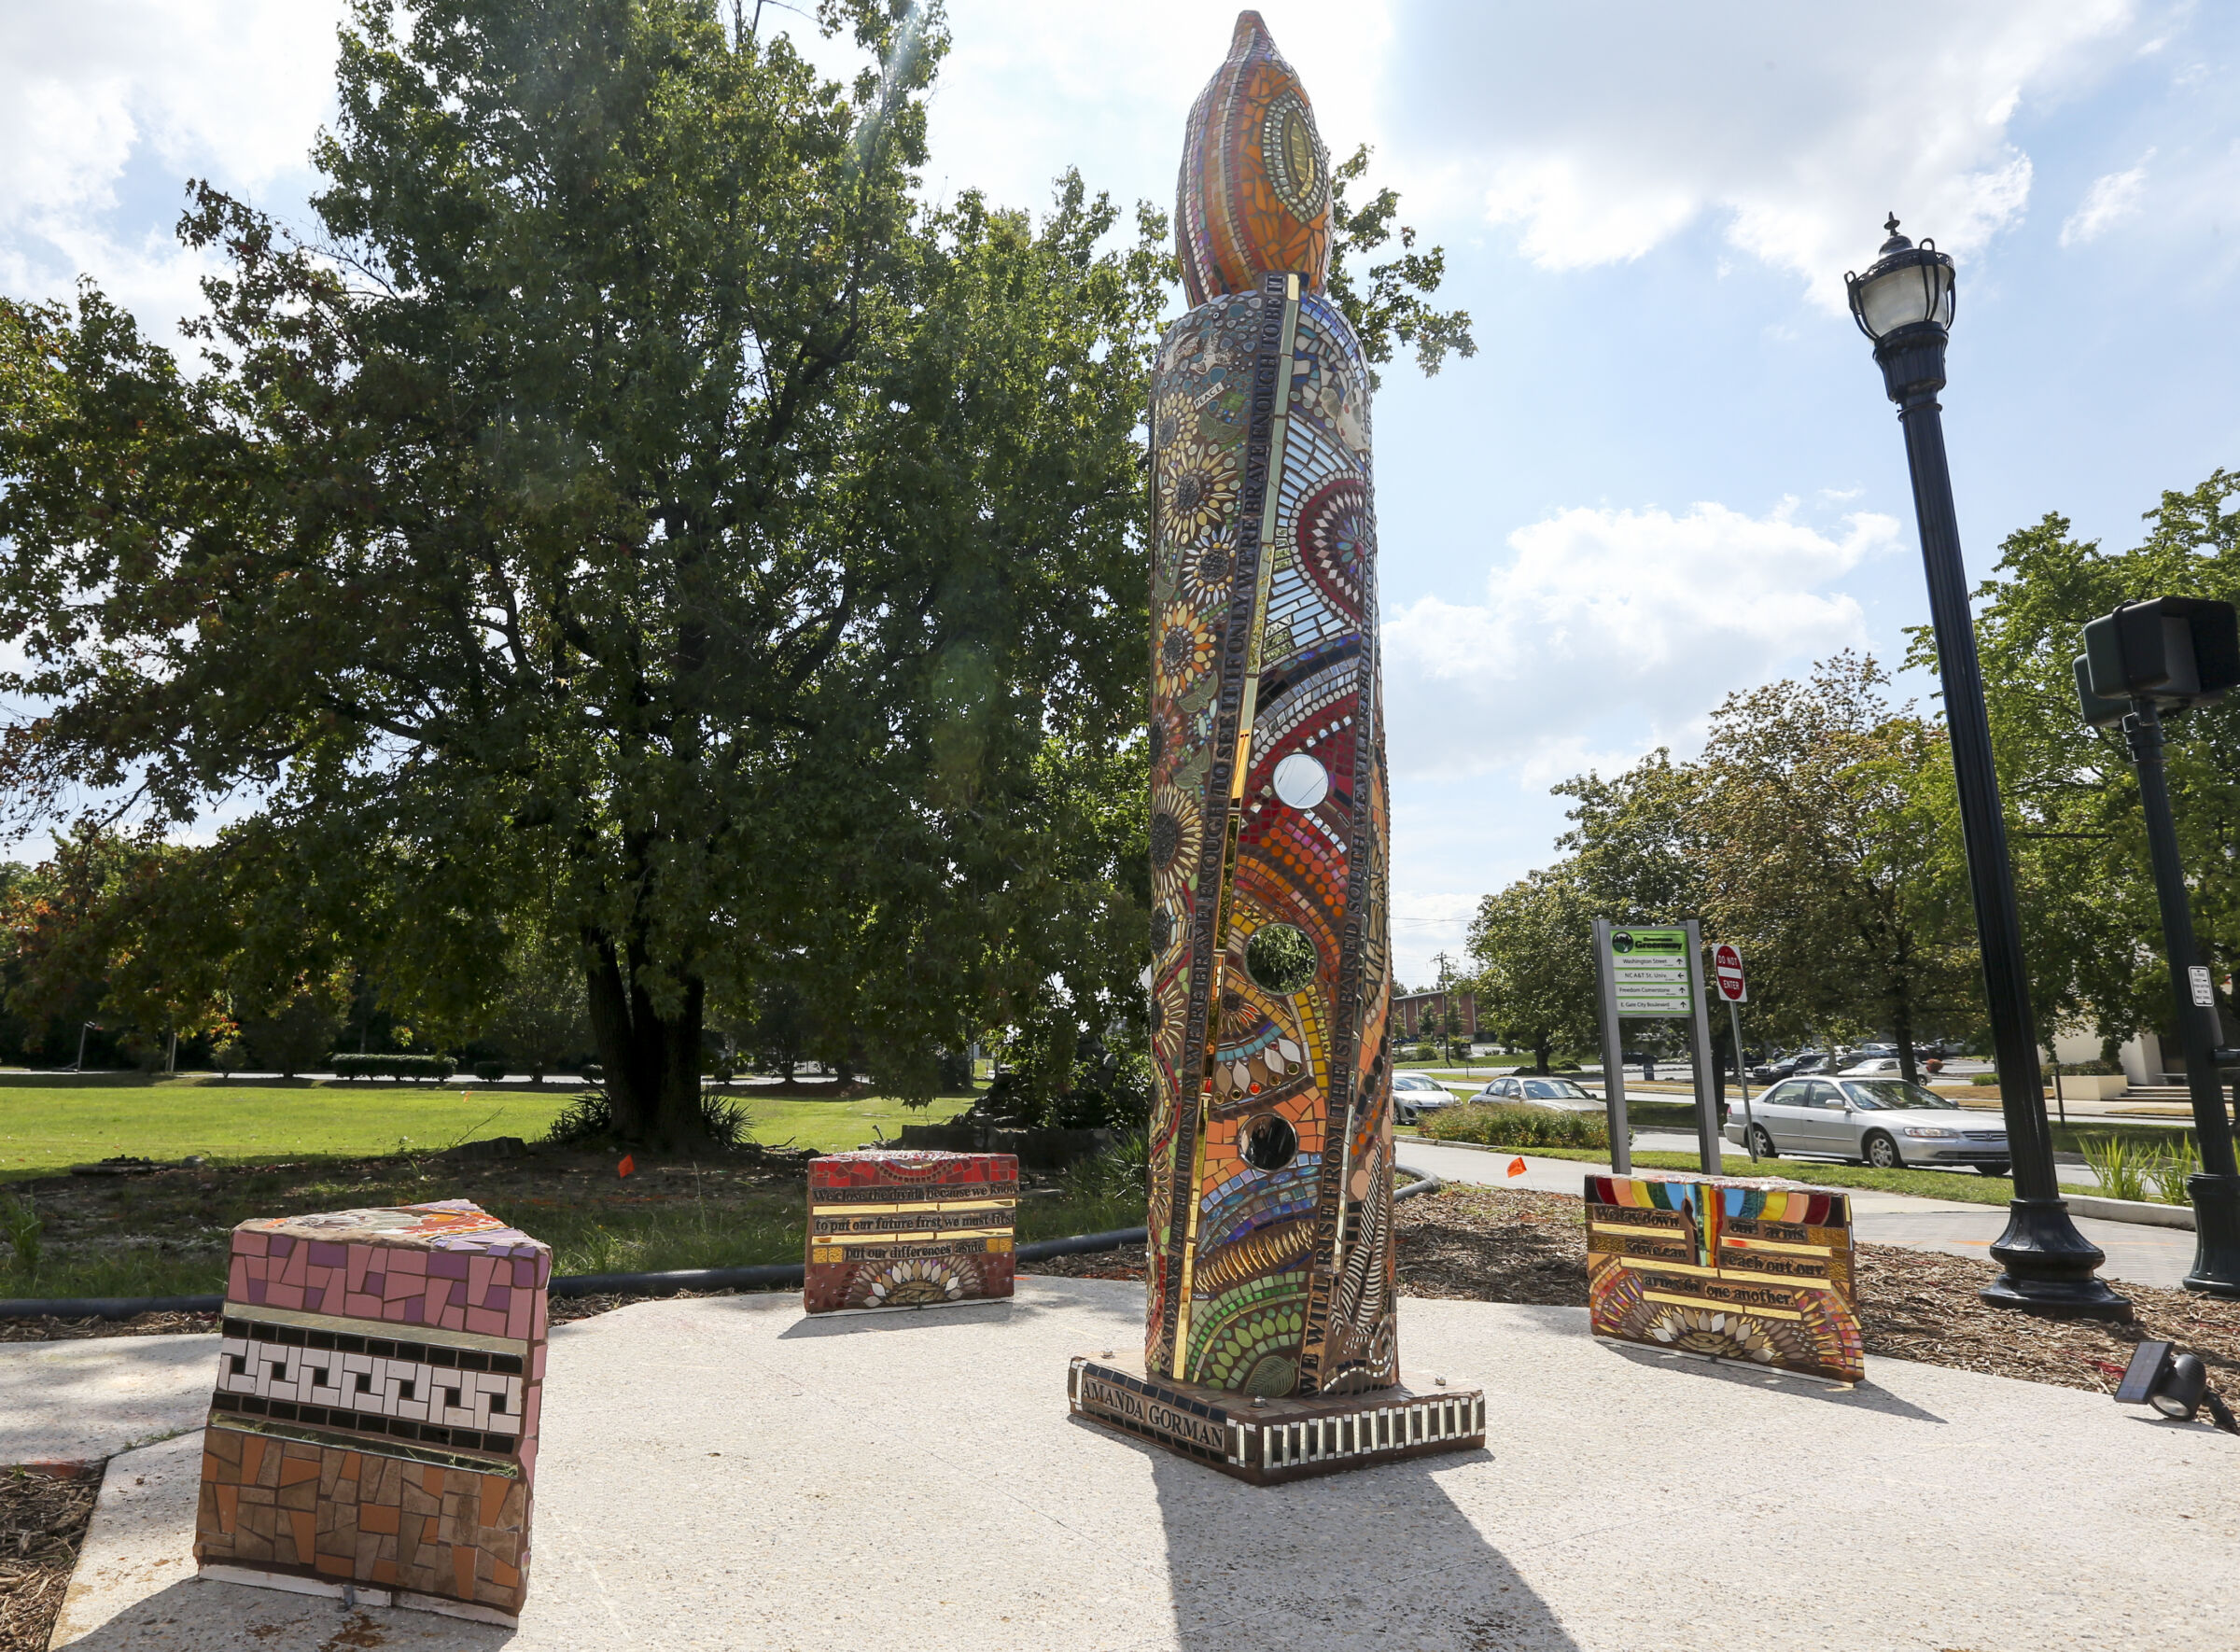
left=2114, top=1339, right=2240, bottom=1435
left=2074, top=596, right=2240, bottom=1296
left=1846, top=216, right=2129, bottom=1319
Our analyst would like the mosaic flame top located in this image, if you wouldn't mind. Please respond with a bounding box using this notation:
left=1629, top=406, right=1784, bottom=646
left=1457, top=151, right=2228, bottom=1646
left=1176, top=12, right=1332, bottom=307
left=237, top=1198, right=547, bottom=1256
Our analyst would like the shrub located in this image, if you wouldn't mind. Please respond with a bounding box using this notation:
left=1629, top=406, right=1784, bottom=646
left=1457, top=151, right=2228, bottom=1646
left=1064, top=1130, right=1150, bottom=1205
left=1, top=1195, right=40, bottom=1274
left=2080, top=1134, right=2148, bottom=1202
left=471, top=1060, right=508, bottom=1084
left=543, top=1089, right=615, bottom=1147
left=582, top=1062, right=604, bottom=1084
left=2147, top=1135, right=2201, bottom=1206
left=1409, top=1043, right=1435, bottom=1062
left=540, top=1086, right=755, bottom=1151
left=211, top=1038, right=244, bottom=1078
left=331, top=1054, right=458, bottom=1083
left=1422, top=1102, right=1611, bottom=1152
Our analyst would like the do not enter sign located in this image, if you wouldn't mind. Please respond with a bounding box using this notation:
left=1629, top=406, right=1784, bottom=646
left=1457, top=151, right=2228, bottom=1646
left=1712, top=944, right=1747, bottom=1002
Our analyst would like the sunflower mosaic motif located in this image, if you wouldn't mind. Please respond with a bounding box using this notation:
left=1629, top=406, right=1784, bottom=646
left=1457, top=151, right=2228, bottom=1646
left=1583, top=1173, right=1865, bottom=1383
left=1143, top=11, right=1395, bottom=1401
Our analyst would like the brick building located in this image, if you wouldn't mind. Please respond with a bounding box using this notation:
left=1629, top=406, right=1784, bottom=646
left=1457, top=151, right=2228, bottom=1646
left=1393, top=989, right=1477, bottom=1042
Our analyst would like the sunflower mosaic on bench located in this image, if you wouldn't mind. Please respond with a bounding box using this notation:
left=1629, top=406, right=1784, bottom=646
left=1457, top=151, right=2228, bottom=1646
left=192, top=1199, right=551, bottom=1626
left=1584, top=1172, right=1864, bottom=1383
left=805, top=1149, right=1018, bottom=1313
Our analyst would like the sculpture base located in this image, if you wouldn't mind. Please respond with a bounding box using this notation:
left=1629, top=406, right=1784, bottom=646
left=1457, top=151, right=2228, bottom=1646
left=1066, top=1356, right=1484, bottom=1485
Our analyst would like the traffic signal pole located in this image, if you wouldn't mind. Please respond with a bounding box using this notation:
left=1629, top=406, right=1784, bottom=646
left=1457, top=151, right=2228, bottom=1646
left=2120, top=699, right=2240, bottom=1297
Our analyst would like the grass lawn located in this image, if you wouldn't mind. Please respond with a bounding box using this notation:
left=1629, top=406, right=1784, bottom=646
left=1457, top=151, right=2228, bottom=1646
left=0, top=1076, right=969, bottom=1181
left=1, top=1137, right=1140, bottom=1305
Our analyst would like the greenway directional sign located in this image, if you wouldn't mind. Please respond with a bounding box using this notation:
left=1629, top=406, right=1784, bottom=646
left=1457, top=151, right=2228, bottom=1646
left=1607, top=926, right=1691, bottom=1017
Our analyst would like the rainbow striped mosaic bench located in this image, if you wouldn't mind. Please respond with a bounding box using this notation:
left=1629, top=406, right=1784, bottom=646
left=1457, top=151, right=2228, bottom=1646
left=1584, top=1172, right=1863, bottom=1383
left=193, top=1199, right=550, bottom=1625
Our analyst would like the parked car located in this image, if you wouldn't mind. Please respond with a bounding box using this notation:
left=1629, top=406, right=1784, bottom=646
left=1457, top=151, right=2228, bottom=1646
left=1751, top=1049, right=1833, bottom=1085
left=1470, top=1074, right=1603, bottom=1114
left=1837, top=1057, right=1904, bottom=1076
left=1392, top=1071, right=1455, bottom=1125
left=1725, top=1075, right=2009, bottom=1174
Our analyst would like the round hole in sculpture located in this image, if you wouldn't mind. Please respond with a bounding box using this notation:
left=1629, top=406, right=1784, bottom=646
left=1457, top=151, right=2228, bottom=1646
left=1244, top=922, right=1316, bottom=995
left=1239, top=1112, right=1299, bottom=1172
left=1270, top=751, right=1329, bottom=810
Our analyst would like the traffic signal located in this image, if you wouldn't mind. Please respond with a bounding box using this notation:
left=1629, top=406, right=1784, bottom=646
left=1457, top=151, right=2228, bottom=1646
left=2075, top=596, right=2240, bottom=725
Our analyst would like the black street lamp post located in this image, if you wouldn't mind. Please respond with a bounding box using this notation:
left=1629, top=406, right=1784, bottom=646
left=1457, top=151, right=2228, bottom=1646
left=1846, top=217, right=2130, bottom=1319
left=2076, top=597, right=2240, bottom=1296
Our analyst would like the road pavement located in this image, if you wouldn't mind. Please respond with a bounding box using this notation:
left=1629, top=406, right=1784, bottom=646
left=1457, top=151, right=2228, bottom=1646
left=1399, top=1138, right=2198, bottom=1291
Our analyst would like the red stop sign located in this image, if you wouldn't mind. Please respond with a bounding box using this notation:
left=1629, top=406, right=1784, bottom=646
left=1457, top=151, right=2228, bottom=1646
left=1712, top=944, right=1746, bottom=1002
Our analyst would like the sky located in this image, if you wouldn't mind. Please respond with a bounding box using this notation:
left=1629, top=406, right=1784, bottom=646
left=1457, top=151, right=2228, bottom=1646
left=5, top=0, right=2239, bottom=988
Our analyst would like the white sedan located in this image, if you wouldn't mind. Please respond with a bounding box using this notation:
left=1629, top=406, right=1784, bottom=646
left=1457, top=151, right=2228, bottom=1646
left=1392, top=1071, right=1455, bottom=1125
left=1726, top=1075, right=2009, bottom=1174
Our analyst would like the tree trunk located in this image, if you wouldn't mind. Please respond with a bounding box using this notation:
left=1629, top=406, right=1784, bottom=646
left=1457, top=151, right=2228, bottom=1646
left=1894, top=1004, right=1918, bottom=1087
left=1533, top=1036, right=1550, bottom=1075
left=585, top=939, right=708, bottom=1148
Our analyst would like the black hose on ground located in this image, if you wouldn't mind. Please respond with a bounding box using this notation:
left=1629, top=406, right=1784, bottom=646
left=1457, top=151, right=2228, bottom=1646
left=0, top=1168, right=1449, bottom=1319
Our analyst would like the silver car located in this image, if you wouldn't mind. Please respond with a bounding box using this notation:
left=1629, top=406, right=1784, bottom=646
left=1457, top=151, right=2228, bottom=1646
left=1392, top=1071, right=1454, bottom=1125
left=1725, top=1075, right=2009, bottom=1175
left=1472, top=1075, right=1603, bottom=1114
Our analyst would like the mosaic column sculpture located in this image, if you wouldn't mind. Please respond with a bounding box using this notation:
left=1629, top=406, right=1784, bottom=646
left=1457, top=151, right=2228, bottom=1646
left=193, top=1199, right=550, bottom=1625
left=1069, top=11, right=1484, bottom=1482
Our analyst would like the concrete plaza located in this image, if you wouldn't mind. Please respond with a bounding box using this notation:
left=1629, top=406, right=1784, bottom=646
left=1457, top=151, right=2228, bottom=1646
left=21, top=1279, right=2238, bottom=1650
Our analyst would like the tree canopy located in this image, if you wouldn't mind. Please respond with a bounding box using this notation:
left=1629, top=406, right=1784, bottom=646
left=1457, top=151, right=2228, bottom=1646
left=0, top=0, right=1477, bottom=1134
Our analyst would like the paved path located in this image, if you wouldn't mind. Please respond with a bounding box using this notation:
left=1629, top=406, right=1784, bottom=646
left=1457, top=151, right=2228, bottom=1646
left=0, top=1334, right=215, bottom=1468
left=42, top=1283, right=2240, bottom=1650
left=1400, top=1139, right=2198, bottom=1290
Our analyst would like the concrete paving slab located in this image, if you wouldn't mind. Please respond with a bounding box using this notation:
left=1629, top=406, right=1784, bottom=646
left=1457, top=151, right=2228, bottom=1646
left=40, top=1281, right=2240, bottom=1650
left=0, top=1333, right=213, bottom=1468
left=1401, top=1140, right=2196, bottom=1289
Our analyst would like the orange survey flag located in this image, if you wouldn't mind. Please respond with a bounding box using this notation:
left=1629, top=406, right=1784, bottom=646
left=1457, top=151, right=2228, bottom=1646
left=1507, top=1156, right=1527, bottom=1178
left=618, top=1154, right=637, bottom=1179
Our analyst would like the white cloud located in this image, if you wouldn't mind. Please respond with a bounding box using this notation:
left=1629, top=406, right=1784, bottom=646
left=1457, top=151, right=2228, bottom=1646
left=1381, top=0, right=2139, bottom=307
left=2062, top=152, right=2155, bottom=245
left=922, top=1, right=1391, bottom=220
left=0, top=2, right=351, bottom=332
left=1381, top=498, right=1897, bottom=782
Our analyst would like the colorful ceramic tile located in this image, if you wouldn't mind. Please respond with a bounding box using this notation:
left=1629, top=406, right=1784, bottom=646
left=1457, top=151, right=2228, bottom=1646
left=804, top=1151, right=1018, bottom=1313
left=1145, top=9, right=1397, bottom=1403
left=193, top=1200, right=549, bottom=1624
left=1583, top=1172, right=1866, bottom=1383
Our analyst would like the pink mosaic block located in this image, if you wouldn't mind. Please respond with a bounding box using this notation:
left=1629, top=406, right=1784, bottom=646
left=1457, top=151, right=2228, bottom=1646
left=197, top=1199, right=552, bottom=1624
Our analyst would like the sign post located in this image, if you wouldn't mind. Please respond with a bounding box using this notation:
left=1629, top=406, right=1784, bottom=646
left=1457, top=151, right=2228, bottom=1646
left=1712, top=942, right=1758, bottom=1162
left=1590, top=917, right=1631, bottom=1175
left=1682, top=920, right=1720, bottom=1172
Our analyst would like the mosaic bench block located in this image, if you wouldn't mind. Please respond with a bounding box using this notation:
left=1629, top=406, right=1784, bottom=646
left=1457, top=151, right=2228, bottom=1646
left=805, top=1150, right=1017, bottom=1313
left=193, top=1199, right=550, bottom=1625
left=1584, top=1172, right=1863, bottom=1383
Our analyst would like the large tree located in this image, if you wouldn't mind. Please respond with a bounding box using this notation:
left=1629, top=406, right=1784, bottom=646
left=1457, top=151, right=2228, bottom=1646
left=0, top=0, right=1159, bottom=1142
left=1465, top=865, right=1598, bottom=1073
left=1693, top=654, right=1981, bottom=1081
left=1951, top=469, right=2240, bottom=1059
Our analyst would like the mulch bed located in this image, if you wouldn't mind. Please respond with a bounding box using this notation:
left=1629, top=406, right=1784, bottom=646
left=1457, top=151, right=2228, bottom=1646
left=1026, top=1183, right=2240, bottom=1396
left=0, top=1466, right=101, bottom=1652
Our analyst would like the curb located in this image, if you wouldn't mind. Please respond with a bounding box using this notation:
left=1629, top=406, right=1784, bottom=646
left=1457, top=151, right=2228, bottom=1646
left=2062, top=1193, right=2196, bottom=1231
